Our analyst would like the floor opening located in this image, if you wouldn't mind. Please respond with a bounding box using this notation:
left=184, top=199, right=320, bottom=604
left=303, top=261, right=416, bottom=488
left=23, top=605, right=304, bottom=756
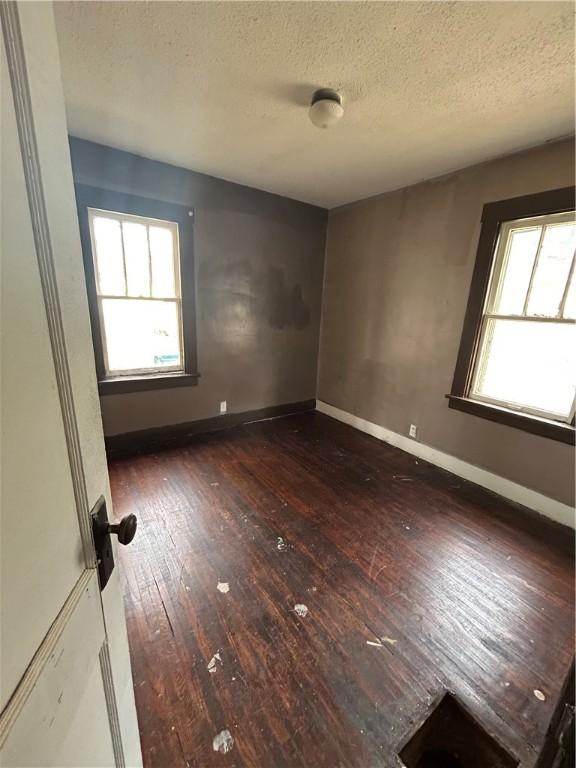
left=416, top=749, right=464, bottom=768
left=399, top=693, right=518, bottom=768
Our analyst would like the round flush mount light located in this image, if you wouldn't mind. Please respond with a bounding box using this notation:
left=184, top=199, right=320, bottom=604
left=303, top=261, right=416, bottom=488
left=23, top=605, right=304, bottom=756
left=309, top=88, right=344, bottom=129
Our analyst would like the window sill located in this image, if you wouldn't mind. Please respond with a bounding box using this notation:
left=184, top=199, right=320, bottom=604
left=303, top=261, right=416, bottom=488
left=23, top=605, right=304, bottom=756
left=446, top=395, right=575, bottom=445
left=98, top=372, right=200, bottom=395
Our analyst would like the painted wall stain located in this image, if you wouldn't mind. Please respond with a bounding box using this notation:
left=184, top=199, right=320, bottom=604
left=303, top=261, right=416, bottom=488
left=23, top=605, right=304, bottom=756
left=199, top=260, right=310, bottom=332
left=260, top=266, right=310, bottom=330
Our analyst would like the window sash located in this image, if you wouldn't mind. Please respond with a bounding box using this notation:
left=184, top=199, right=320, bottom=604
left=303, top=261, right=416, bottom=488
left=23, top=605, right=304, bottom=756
left=468, top=209, right=576, bottom=423
left=469, top=316, right=576, bottom=423
left=97, top=296, right=185, bottom=377
left=87, top=208, right=185, bottom=378
left=485, top=210, right=576, bottom=320
left=87, top=207, right=181, bottom=300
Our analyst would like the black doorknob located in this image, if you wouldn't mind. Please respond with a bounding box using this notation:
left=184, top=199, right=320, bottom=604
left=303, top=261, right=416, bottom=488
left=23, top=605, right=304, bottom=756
left=108, top=514, right=137, bottom=545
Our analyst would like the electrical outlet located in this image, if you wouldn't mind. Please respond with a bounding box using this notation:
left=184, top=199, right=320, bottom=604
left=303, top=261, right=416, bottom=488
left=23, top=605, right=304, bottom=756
left=219, top=400, right=227, bottom=415
left=409, top=424, right=418, bottom=439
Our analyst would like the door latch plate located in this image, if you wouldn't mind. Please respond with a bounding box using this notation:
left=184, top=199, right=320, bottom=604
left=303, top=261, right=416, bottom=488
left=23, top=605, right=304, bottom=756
left=91, top=495, right=114, bottom=591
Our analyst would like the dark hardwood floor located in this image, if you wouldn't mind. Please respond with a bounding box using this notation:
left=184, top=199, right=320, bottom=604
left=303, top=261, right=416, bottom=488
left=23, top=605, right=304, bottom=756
left=109, top=412, right=575, bottom=768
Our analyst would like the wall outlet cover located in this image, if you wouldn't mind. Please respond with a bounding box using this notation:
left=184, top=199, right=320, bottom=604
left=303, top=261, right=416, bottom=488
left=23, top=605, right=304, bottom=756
left=220, top=401, right=227, bottom=414
left=409, top=424, right=418, bottom=438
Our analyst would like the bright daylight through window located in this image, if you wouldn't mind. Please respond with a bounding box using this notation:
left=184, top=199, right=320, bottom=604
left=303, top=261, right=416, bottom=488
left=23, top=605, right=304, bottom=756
left=88, top=209, right=183, bottom=377
left=469, top=210, right=576, bottom=423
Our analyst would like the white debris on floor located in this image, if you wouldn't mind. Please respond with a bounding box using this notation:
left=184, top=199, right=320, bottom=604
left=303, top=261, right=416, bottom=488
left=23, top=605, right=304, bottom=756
left=294, top=604, right=309, bottom=617
left=212, top=729, right=234, bottom=754
left=277, top=537, right=287, bottom=551
left=207, top=652, right=222, bottom=674
left=217, top=582, right=230, bottom=594
left=533, top=689, right=546, bottom=701
left=367, top=637, right=397, bottom=648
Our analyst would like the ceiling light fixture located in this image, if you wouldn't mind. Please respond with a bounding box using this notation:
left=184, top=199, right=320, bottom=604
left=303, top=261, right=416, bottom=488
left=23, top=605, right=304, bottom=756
left=309, top=88, right=344, bottom=129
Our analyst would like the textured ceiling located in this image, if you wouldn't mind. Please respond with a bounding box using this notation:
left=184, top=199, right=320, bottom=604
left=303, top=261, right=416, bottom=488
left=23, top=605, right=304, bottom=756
left=54, top=1, right=575, bottom=209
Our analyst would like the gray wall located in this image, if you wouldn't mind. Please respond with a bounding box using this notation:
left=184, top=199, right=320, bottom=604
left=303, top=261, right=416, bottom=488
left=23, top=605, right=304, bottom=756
left=69, top=138, right=327, bottom=436
left=318, top=139, right=575, bottom=507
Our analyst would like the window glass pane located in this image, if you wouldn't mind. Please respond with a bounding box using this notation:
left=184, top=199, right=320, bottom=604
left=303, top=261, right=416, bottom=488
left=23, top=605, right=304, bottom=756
left=102, top=298, right=182, bottom=373
left=527, top=223, right=576, bottom=317
left=493, top=226, right=540, bottom=315
left=122, top=222, right=150, bottom=297
left=563, top=270, right=576, bottom=319
left=149, top=226, right=176, bottom=298
left=472, top=319, right=575, bottom=418
left=92, top=216, right=125, bottom=295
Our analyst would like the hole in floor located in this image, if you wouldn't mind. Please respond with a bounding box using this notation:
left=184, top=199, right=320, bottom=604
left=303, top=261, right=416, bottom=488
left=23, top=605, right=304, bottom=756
left=399, top=693, right=518, bottom=768
left=416, top=749, right=464, bottom=768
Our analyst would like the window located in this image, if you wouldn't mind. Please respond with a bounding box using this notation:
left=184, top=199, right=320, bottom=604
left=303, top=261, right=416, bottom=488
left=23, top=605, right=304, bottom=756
left=76, top=186, right=198, bottom=394
left=89, top=209, right=183, bottom=376
left=449, top=187, right=575, bottom=444
left=470, top=210, right=575, bottom=421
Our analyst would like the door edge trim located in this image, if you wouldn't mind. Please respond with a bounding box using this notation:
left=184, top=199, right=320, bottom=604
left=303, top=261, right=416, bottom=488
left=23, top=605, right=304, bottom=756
left=99, top=641, right=126, bottom=765
left=1, top=5, right=125, bottom=765
left=1, top=0, right=94, bottom=567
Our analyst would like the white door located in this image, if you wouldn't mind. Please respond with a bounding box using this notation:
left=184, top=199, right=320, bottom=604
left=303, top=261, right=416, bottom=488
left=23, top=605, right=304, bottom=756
left=0, top=2, right=142, bottom=766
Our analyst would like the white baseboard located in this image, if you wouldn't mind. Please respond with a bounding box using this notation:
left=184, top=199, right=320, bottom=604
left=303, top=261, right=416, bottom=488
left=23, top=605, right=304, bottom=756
left=316, top=400, right=575, bottom=529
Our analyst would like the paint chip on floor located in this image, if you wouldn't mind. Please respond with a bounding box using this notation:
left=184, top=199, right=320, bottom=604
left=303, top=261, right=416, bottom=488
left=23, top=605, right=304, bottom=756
left=367, top=637, right=397, bottom=648
left=207, top=652, right=222, bottom=674
left=294, top=604, right=308, bottom=617
left=213, top=729, right=234, bottom=754
left=217, top=582, right=230, bottom=594
left=534, top=689, right=546, bottom=701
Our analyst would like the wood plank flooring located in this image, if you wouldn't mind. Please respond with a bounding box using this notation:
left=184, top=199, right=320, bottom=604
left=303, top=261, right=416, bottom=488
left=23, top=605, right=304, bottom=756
left=109, top=412, right=574, bottom=768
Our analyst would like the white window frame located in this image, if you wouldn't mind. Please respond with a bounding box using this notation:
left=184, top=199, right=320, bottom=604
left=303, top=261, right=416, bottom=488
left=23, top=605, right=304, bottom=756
left=468, top=209, right=576, bottom=424
left=87, top=207, right=185, bottom=378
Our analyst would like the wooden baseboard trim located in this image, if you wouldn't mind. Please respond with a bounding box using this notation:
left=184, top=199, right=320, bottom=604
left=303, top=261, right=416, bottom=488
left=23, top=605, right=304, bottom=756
left=317, top=400, right=575, bottom=530
left=105, top=399, right=316, bottom=459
